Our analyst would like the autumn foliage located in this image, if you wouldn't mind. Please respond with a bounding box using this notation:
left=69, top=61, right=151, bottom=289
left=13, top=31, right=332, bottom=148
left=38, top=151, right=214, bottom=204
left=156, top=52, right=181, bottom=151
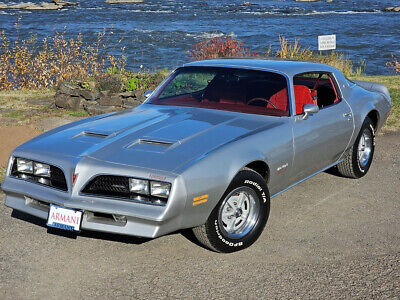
left=188, top=36, right=257, bottom=60
left=0, top=29, right=125, bottom=90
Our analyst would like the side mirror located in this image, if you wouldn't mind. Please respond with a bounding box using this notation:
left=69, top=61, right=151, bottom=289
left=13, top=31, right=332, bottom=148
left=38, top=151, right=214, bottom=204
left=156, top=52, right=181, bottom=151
left=144, top=90, right=153, bottom=99
left=302, top=104, right=319, bottom=120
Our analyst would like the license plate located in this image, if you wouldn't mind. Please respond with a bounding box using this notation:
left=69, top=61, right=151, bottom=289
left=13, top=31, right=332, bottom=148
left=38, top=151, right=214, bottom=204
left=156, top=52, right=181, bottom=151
left=47, top=204, right=83, bottom=232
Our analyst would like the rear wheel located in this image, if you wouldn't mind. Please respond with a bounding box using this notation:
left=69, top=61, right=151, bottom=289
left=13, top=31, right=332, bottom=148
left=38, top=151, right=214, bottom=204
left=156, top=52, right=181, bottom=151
left=193, top=169, right=270, bottom=253
left=337, top=117, right=375, bottom=178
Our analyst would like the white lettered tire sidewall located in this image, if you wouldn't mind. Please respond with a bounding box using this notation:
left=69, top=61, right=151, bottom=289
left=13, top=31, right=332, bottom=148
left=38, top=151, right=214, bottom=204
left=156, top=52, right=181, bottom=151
left=200, top=169, right=270, bottom=253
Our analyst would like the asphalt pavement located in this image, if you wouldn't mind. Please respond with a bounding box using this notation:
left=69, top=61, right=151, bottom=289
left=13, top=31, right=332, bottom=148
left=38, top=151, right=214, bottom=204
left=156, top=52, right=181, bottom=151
left=0, top=131, right=399, bottom=299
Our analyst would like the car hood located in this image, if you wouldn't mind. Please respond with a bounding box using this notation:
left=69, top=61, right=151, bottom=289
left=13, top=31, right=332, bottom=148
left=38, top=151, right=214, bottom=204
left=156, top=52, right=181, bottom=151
left=17, top=104, right=281, bottom=173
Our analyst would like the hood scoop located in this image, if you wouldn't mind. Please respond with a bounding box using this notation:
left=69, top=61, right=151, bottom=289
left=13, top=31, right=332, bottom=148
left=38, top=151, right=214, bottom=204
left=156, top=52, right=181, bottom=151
left=126, top=138, right=175, bottom=153
left=138, top=139, right=174, bottom=146
left=72, top=131, right=110, bottom=143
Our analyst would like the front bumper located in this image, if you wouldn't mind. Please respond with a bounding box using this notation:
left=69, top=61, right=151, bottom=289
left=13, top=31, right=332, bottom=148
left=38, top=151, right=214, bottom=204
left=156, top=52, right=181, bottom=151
left=1, top=156, right=187, bottom=238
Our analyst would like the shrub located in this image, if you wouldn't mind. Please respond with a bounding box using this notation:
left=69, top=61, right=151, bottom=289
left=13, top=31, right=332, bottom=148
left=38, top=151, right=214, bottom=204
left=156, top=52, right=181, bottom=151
left=95, top=74, right=123, bottom=93
left=188, top=36, right=256, bottom=60
left=0, top=23, right=125, bottom=90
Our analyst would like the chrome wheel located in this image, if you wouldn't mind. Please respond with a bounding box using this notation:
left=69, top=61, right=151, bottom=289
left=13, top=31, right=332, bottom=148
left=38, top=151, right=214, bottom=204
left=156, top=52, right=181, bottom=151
left=218, top=187, right=260, bottom=239
left=358, top=129, right=372, bottom=167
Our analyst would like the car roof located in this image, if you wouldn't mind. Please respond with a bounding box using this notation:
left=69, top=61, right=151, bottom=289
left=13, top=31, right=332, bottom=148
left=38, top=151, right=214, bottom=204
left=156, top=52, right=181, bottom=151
left=182, top=58, right=340, bottom=77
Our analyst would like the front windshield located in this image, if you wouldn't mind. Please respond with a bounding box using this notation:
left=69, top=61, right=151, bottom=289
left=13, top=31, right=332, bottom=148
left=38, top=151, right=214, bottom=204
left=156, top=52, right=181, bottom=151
left=149, top=66, right=289, bottom=116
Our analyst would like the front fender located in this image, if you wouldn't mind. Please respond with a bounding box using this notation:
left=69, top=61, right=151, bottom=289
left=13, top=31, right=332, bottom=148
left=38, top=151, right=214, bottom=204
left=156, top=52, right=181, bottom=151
left=177, top=120, right=293, bottom=230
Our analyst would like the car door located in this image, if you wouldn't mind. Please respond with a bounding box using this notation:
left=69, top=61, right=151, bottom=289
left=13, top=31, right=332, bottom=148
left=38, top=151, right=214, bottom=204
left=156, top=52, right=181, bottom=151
left=290, top=74, right=354, bottom=183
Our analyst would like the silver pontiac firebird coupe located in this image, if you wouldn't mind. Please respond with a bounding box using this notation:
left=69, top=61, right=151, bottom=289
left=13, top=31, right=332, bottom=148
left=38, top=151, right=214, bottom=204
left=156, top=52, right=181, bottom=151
left=1, top=59, right=391, bottom=252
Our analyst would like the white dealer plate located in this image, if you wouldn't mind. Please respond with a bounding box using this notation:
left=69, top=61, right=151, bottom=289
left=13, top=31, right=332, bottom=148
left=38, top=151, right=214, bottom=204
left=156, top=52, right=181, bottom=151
left=47, top=204, right=83, bottom=232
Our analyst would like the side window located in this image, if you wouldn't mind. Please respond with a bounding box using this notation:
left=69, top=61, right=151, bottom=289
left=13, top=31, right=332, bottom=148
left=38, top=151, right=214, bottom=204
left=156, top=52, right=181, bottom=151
left=293, top=72, right=340, bottom=115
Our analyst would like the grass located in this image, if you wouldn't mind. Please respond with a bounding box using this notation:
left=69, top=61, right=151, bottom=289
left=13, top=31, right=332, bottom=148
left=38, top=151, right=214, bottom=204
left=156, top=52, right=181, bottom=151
left=67, top=110, right=90, bottom=117
left=350, top=75, right=400, bottom=130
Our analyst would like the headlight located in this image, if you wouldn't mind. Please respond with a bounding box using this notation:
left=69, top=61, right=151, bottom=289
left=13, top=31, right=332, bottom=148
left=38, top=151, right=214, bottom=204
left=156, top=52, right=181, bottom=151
left=17, top=158, right=33, bottom=174
left=129, top=178, right=149, bottom=195
left=150, top=181, right=171, bottom=198
left=34, top=162, right=51, bottom=177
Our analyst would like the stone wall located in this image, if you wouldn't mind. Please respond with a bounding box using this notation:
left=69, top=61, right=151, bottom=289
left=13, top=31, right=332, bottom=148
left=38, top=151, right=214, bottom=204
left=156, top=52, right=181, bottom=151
left=54, top=82, right=146, bottom=115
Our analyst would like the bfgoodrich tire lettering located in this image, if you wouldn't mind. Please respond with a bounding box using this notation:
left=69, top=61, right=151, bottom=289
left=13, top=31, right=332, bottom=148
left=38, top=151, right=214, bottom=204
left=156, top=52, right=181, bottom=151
left=337, top=117, right=375, bottom=179
left=193, top=169, right=270, bottom=253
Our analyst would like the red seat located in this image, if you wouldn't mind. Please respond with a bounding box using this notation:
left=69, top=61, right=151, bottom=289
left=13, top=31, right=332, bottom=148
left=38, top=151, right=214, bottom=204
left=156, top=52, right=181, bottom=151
left=269, top=88, right=288, bottom=113
left=294, top=85, right=314, bottom=115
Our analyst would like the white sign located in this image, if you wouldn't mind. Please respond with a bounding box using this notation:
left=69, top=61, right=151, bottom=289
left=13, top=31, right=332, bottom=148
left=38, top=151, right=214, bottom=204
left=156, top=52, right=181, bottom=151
left=318, top=34, right=336, bottom=51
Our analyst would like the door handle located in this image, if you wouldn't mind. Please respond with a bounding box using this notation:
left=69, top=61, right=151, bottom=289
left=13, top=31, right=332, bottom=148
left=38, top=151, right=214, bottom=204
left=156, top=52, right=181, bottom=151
left=343, top=112, right=352, bottom=118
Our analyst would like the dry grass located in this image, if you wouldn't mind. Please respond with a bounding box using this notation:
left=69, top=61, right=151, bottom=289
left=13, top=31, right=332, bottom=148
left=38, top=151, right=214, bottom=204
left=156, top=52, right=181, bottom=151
left=273, top=36, right=355, bottom=76
left=386, top=49, right=400, bottom=74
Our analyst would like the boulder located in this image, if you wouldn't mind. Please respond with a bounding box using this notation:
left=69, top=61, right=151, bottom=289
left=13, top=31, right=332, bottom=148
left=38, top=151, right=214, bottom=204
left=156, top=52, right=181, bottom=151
left=79, top=89, right=100, bottom=101
left=54, top=93, right=70, bottom=109
left=58, top=81, right=80, bottom=96
left=0, top=1, right=77, bottom=10
left=54, top=94, right=81, bottom=111
left=98, top=94, right=123, bottom=106
left=52, top=0, right=77, bottom=6
left=385, top=6, right=400, bottom=12
left=119, top=91, right=136, bottom=98
left=84, top=104, right=119, bottom=116
left=122, top=98, right=141, bottom=108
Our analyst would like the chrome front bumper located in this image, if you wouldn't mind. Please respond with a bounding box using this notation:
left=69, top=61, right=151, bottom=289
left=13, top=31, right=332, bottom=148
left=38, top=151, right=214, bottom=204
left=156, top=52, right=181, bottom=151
left=2, top=176, right=185, bottom=238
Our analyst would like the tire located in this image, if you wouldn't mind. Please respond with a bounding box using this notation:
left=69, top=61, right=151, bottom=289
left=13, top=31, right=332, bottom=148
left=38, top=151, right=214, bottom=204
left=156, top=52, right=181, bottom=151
left=192, top=169, right=270, bottom=253
left=337, top=117, right=375, bottom=179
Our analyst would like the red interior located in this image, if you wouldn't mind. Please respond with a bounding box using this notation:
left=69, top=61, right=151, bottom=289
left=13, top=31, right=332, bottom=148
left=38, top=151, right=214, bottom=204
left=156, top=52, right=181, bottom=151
left=157, top=96, right=288, bottom=117
left=293, top=85, right=314, bottom=115
left=293, top=75, right=339, bottom=109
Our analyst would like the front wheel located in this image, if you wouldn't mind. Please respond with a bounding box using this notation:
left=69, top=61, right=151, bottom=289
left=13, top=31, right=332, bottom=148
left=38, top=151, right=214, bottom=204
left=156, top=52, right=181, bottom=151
left=192, top=169, right=270, bottom=253
left=337, top=117, right=375, bottom=178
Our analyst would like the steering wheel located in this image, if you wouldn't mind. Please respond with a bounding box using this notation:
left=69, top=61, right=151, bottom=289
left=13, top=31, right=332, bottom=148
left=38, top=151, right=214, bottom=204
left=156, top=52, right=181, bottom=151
left=247, top=97, right=277, bottom=109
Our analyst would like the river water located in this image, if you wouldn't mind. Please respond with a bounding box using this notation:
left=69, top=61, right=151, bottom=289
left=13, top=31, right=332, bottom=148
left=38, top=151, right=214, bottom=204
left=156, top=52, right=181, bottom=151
left=0, top=0, right=399, bottom=74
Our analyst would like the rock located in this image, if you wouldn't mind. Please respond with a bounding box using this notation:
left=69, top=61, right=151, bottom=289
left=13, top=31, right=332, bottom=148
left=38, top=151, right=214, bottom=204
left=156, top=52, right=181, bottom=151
left=79, top=89, right=100, bottom=101
left=0, top=1, right=77, bottom=10
left=58, top=81, right=80, bottom=96
left=98, top=94, right=123, bottom=106
left=243, top=2, right=251, bottom=6
left=54, top=94, right=81, bottom=111
left=294, top=0, right=320, bottom=2
left=52, top=0, right=77, bottom=5
left=384, top=6, right=400, bottom=12
left=54, top=93, right=70, bottom=109
left=105, top=0, right=144, bottom=3
left=84, top=104, right=119, bottom=116
left=119, top=91, right=136, bottom=98
left=122, top=98, right=141, bottom=108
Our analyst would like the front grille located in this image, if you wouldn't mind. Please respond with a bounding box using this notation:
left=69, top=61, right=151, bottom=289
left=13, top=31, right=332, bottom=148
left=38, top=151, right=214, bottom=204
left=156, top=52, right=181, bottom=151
left=11, top=158, right=68, bottom=191
left=82, top=175, right=130, bottom=197
left=82, top=175, right=168, bottom=206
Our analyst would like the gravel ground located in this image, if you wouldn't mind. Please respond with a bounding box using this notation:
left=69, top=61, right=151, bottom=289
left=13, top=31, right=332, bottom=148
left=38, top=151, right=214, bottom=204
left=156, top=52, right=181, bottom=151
left=0, top=131, right=399, bottom=299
